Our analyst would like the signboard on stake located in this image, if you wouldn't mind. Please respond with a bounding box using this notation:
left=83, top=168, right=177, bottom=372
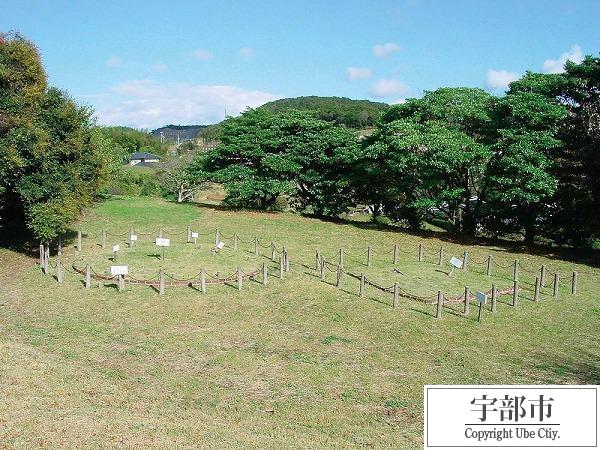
left=476, top=290, right=487, bottom=322
left=155, top=237, right=170, bottom=261
left=110, top=265, right=128, bottom=275
left=130, top=234, right=138, bottom=241
left=476, top=291, right=487, bottom=304
left=113, top=244, right=120, bottom=252
left=448, top=256, right=463, bottom=276
left=155, top=238, right=170, bottom=247
left=216, top=241, right=225, bottom=250
left=191, top=232, right=198, bottom=238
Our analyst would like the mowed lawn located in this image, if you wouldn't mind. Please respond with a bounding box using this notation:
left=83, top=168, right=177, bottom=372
left=1, top=196, right=598, bottom=448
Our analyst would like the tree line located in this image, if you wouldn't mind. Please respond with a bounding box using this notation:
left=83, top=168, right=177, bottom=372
left=1, top=32, right=598, bottom=248
left=189, top=57, right=599, bottom=247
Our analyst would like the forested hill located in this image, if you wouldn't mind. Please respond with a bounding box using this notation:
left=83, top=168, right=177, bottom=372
left=258, top=96, right=389, bottom=127
left=151, top=124, right=208, bottom=141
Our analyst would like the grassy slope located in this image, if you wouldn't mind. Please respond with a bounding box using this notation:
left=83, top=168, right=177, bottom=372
left=1, top=196, right=598, bottom=448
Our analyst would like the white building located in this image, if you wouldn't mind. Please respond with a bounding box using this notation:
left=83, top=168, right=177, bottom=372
left=129, top=152, right=160, bottom=166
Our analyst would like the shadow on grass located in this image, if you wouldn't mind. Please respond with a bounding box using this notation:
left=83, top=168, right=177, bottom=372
left=525, top=351, right=600, bottom=384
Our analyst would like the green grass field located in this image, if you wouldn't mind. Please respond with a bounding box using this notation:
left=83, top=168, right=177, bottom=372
left=1, top=196, right=598, bottom=447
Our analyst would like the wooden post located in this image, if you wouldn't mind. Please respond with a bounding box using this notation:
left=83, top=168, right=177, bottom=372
left=491, top=284, right=497, bottom=313
left=477, top=301, right=483, bottom=323
left=113, top=248, right=118, bottom=262
left=187, top=225, right=191, bottom=243
left=44, top=245, right=49, bottom=275
left=130, top=227, right=135, bottom=247
left=159, top=227, right=163, bottom=238
left=486, top=255, right=492, bottom=276
left=271, top=241, right=275, bottom=261
left=320, top=258, right=325, bottom=281
left=462, top=251, right=468, bottom=271
left=254, top=237, right=259, bottom=256
left=284, top=249, right=289, bottom=272
left=438, top=246, right=444, bottom=266
left=118, top=274, right=125, bottom=292
left=281, top=246, right=287, bottom=271
left=316, top=250, right=321, bottom=271
left=534, top=276, right=541, bottom=302
left=418, top=243, right=423, bottom=262
left=58, top=235, right=62, bottom=256
left=101, top=229, right=106, bottom=248
left=262, top=262, right=268, bottom=286
left=200, top=269, right=206, bottom=294
left=237, top=267, right=242, bottom=291
left=367, top=246, right=372, bottom=267
left=393, top=283, right=399, bottom=308
left=159, top=268, right=165, bottom=296
left=339, top=247, right=344, bottom=270
left=77, top=230, right=82, bottom=252
left=513, top=259, right=519, bottom=282
left=553, top=273, right=559, bottom=298
left=571, top=271, right=577, bottom=295
left=56, top=259, right=64, bottom=283
left=393, top=244, right=398, bottom=265
left=540, top=264, right=547, bottom=287
left=233, top=233, right=238, bottom=251
left=85, top=264, right=91, bottom=289
left=39, top=244, right=44, bottom=267
left=513, top=280, right=519, bottom=307
left=279, top=254, right=284, bottom=279
left=436, top=291, right=443, bottom=319
left=215, top=228, right=220, bottom=246
left=336, top=264, right=342, bottom=287
left=359, top=273, right=365, bottom=298
left=463, top=286, right=470, bottom=315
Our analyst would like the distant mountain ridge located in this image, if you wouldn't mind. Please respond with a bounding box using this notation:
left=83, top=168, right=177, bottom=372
left=150, top=124, right=208, bottom=141
left=258, top=96, right=389, bottom=128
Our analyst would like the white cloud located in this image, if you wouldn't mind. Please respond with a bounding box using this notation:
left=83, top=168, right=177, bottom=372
left=238, top=47, right=255, bottom=60
left=369, top=79, right=410, bottom=98
left=486, top=69, right=519, bottom=90
left=390, top=98, right=407, bottom=105
left=191, top=48, right=212, bottom=60
left=542, top=44, right=583, bottom=73
left=373, top=42, right=401, bottom=58
left=151, top=62, right=168, bottom=72
left=105, top=55, right=122, bottom=67
left=346, top=67, right=372, bottom=80
left=91, top=80, right=279, bottom=129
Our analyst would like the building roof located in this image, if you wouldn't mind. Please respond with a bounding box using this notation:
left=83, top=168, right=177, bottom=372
left=130, top=152, right=160, bottom=160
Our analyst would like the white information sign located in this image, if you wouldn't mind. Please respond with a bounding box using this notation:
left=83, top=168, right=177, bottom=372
left=130, top=234, right=138, bottom=241
left=449, top=256, right=463, bottom=269
left=476, top=290, right=487, bottom=304
left=110, top=265, right=128, bottom=275
left=216, top=241, right=225, bottom=250
left=155, top=238, right=170, bottom=247
left=191, top=232, right=198, bottom=238
left=112, top=244, right=120, bottom=252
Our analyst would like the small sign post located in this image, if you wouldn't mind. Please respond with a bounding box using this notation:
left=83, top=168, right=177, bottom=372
left=476, top=291, right=487, bottom=322
left=110, top=265, right=128, bottom=292
left=191, top=231, right=198, bottom=245
left=112, top=244, right=120, bottom=261
left=155, top=237, right=170, bottom=261
left=129, top=234, right=137, bottom=247
left=448, top=256, right=463, bottom=276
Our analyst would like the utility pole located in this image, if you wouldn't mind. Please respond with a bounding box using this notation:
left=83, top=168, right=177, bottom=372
left=159, top=131, right=164, bottom=143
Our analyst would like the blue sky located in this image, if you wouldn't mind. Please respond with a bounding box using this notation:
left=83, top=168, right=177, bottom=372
left=2, top=0, right=598, bottom=129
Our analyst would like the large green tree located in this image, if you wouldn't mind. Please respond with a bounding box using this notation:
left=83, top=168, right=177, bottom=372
left=357, top=88, right=494, bottom=231
left=0, top=32, right=113, bottom=242
left=193, top=108, right=359, bottom=214
left=485, top=78, right=567, bottom=245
